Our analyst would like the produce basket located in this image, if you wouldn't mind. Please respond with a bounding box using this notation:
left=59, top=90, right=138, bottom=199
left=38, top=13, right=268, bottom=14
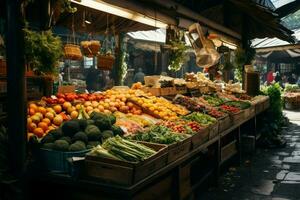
left=167, top=137, right=192, bottom=163
left=97, top=54, right=115, bottom=70
left=58, top=85, right=75, bottom=94
left=64, top=44, right=83, bottom=61
left=160, top=87, right=177, bottom=96
left=84, top=142, right=168, bottom=186
left=229, top=110, right=244, bottom=124
left=255, top=101, right=264, bottom=114
left=218, top=114, right=231, bottom=133
left=37, top=148, right=90, bottom=175
left=81, top=40, right=101, bottom=57
left=262, top=97, right=270, bottom=110
left=191, top=128, right=209, bottom=149
left=243, top=105, right=255, bottom=119
left=208, top=122, right=219, bottom=140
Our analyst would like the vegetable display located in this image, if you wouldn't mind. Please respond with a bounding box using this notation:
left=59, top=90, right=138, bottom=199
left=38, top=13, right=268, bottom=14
left=182, top=113, right=216, bottom=127
left=157, top=120, right=203, bottom=134
left=219, top=105, right=240, bottom=114
left=89, top=136, right=156, bottom=162
left=223, top=101, right=251, bottom=110
left=130, top=125, right=188, bottom=144
left=202, top=95, right=224, bottom=106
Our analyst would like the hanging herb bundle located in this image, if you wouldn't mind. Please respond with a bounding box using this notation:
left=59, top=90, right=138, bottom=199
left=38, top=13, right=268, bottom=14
left=168, top=40, right=188, bottom=72
left=24, top=28, right=63, bottom=75
left=233, top=47, right=255, bottom=82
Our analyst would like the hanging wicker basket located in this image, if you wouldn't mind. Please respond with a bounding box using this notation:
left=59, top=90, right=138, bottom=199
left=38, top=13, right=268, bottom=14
left=81, top=40, right=101, bottom=57
left=64, top=44, right=83, bottom=60
left=97, top=54, right=115, bottom=70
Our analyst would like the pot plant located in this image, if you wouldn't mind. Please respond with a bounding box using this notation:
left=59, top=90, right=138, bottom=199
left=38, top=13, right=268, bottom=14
left=168, top=40, right=188, bottom=72
left=24, top=28, right=63, bottom=77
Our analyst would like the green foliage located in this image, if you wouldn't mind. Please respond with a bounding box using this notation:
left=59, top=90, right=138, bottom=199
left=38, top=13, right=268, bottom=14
left=259, top=83, right=285, bottom=140
left=284, top=84, right=300, bottom=92
left=59, top=0, right=77, bottom=13
left=168, top=40, right=188, bottom=72
left=233, top=47, right=256, bottom=82
left=24, top=28, right=63, bottom=75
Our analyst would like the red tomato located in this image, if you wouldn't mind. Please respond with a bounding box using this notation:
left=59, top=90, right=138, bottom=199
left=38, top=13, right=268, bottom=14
left=56, top=93, right=65, bottom=98
left=58, top=98, right=65, bottom=104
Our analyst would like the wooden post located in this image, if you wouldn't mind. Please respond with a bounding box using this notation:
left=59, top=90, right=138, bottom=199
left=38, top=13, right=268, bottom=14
left=5, top=0, right=27, bottom=177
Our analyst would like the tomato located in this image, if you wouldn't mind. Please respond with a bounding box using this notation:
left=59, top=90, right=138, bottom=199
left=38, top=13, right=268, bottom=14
left=56, top=93, right=65, bottom=99
left=58, top=98, right=65, bottom=104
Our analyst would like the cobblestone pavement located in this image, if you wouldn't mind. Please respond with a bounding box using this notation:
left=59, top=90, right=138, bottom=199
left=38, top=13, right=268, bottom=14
left=198, top=111, right=300, bottom=200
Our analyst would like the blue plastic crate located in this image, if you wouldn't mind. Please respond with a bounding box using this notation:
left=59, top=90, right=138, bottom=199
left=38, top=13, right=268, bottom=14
left=37, top=148, right=90, bottom=174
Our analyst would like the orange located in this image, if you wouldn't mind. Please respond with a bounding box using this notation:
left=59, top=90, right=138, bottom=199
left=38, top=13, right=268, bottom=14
left=42, top=118, right=51, bottom=126
left=67, top=106, right=76, bottom=114
left=27, top=117, right=32, bottom=124
left=86, top=106, right=93, bottom=113
left=70, top=111, right=79, bottom=119
left=30, top=115, right=40, bottom=124
left=38, top=107, right=47, bottom=115
left=28, top=122, right=37, bottom=132
left=33, top=128, right=44, bottom=138
left=45, top=112, right=54, bottom=121
left=35, top=112, right=43, bottom=119
left=75, top=104, right=82, bottom=110
left=53, top=105, right=62, bottom=114
left=46, top=107, right=55, bottom=114
left=29, top=103, right=38, bottom=112
left=28, top=108, right=36, bottom=116
left=53, top=115, right=63, bottom=126
left=38, top=122, right=49, bottom=132
left=63, top=102, right=72, bottom=110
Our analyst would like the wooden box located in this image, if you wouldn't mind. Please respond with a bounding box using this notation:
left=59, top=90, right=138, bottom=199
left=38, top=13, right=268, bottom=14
left=244, top=105, right=255, bottom=119
left=263, top=97, right=270, bottom=110
left=191, top=128, right=209, bottom=149
left=168, top=137, right=192, bottom=163
left=160, top=87, right=176, bottom=96
left=84, top=142, right=168, bottom=186
left=255, top=101, right=264, bottom=114
left=175, top=86, right=187, bottom=94
left=209, top=122, right=219, bottom=140
left=58, top=85, right=75, bottom=94
left=221, top=140, right=237, bottom=163
left=218, top=115, right=231, bottom=133
left=229, top=110, right=244, bottom=124
left=148, top=88, right=161, bottom=96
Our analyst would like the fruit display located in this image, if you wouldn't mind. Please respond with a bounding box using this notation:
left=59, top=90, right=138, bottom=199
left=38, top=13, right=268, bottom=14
left=88, top=136, right=157, bottom=162
left=173, top=95, right=206, bottom=113
left=223, top=101, right=251, bottom=110
left=157, top=120, right=203, bottom=135
left=182, top=112, right=217, bottom=127
left=216, top=92, right=240, bottom=101
left=219, top=105, right=240, bottom=114
left=39, top=113, right=124, bottom=152
left=114, top=112, right=159, bottom=128
left=129, top=95, right=189, bottom=120
left=130, top=125, right=188, bottom=144
left=202, top=95, right=224, bottom=106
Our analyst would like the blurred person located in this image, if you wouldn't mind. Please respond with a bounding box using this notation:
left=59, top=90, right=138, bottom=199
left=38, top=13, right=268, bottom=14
left=266, top=68, right=274, bottom=85
left=288, top=73, right=297, bottom=84
left=124, top=68, right=135, bottom=87
left=133, top=67, right=145, bottom=84
left=86, top=66, right=99, bottom=92
left=103, top=71, right=114, bottom=90
left=275, top=71, right=283, bottom=87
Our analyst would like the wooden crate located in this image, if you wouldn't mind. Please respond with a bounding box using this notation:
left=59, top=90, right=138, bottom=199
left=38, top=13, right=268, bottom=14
left=229, top=110, right=244, bottom=124
left=148, top=88, right=161, bottom=96
left=221, top=140, right=237, bottom=163
left=255, top=101, right=264, bottom=114
left=191, top=128, right=209, bottom=149
left=209, top=122, right=219, bottom=140
left=84, top=142, right=168, bottom=186
left=160, top=87, right=176, bottom=96
left=175, top=86, right=187, bottom=94
left=168, top=137, right=192, bottom=163
left=218, top=115, right=232, bottom=133
left=243, top=105, right=255, bottom=120
left=58, top=85, right=75, bottom=94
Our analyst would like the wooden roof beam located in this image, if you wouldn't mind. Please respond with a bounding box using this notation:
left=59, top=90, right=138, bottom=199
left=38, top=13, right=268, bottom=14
left=275, top=1, right=300, bottom=18
left=256, top=44, right=300, bottom=52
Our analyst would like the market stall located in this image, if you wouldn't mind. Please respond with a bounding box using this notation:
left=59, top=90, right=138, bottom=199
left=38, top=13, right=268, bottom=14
left=25, top=72, right=270, bottom=199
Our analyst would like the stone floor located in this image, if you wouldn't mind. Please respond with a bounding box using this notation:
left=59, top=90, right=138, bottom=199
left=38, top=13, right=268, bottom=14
left=198, top=110, right=300, bottom=200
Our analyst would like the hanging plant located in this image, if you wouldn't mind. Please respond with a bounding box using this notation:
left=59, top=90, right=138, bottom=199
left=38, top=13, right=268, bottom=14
left=233, top=47, right=255, bottom=82
left=24, top=28, right=63, bottom=75
left=168, top=40, right=188, bottom=72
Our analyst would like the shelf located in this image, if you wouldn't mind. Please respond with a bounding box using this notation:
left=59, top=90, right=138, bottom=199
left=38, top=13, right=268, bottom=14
left=191, top=168, right=215, bottom=191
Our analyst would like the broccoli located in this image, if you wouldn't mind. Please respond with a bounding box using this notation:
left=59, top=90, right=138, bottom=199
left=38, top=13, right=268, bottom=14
left=41, top=134, right=55, bottom=144
left=49, top=128, right=63, bottom=139
left=59, top=136, right=72, bottom=144
left=53, top=140, right=69, bottom=151
left=111, top=125, right=124, bottom=136
left=77, top=119, right=88, bottom=130
left=72, top=131, right=88, bottom=144
left=62, top=120, right=80, bottom=137
left=101, top=130, right=114, bottom=142
left=86, top=119, right=95, bottom=125
left=42, top=142, right=54, bottom=150
left=90, top=112, right=112, bottom=130
left=85, top=125, right=101, bottom=141
left=69, top=141, right=86, bottom=152
left=108, top=115, right=116, bottom=125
